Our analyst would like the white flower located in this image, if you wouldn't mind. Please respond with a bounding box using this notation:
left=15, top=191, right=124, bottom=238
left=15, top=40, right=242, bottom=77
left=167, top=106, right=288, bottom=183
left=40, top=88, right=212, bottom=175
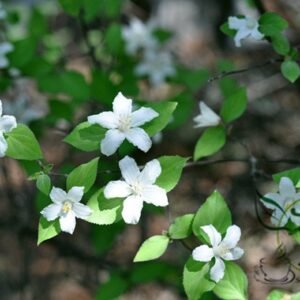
left=104, top=156, right=168, bottom=224
left=0, top=2, right=7, bottom=20
left=193, top=102, right=221, bottom=128
left=228, top=16, right=264, bottom=47
left=0, top=42, right=13, bottom=68
left=122, top=17, right=158, bottom=55
left=135, top=50, right=176, bottom=86
left=0, top=100, right=17, bottom=157
left=41, top=186, right=92, bottom=234
left=192, top=224, right=244, bottom=283
left=87, top=92, right=158, bottom=156
left=260, top=177, right=300, bottom=226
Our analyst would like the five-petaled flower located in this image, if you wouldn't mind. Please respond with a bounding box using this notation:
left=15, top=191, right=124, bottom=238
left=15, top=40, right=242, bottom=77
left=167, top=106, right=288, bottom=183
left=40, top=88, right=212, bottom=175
left=122, top=17, right=158, bottom=55
left=192, top=224, right=244, bottom=283
left=87, top=92, right=158, bottom=156
left=228, top=16, right=264, bottom=47
left=260, top=177, right=300, bottom=226
left=0, top=100, right=17, bottom=157
left=41, top=186, right=92, bottom=234
left=193, top=101, right=221, bottom=128
left=104, top=156, right=168, bottom=224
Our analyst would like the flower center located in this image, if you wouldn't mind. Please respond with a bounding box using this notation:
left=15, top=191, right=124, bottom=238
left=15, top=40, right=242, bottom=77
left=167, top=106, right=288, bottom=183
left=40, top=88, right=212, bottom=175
left=246, top=18, right=256, bottom=29
left=131, top=181, right=143, bottom=197
left=118, top=114, right=132, bottom=132
left=214, top=245, right=229, bottom=257
left=61, top=201, right=72, bottom=214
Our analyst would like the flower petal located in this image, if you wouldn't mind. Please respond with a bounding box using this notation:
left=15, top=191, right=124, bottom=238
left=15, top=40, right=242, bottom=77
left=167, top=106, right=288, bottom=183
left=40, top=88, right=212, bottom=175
left=279, top=177, right=296, bottom=198
left=201, top=225, right=222, bottom=247
left=104, top=180, right=132, bottom=198
left=125, top=127, right=152, bottom=152
left=50, top=187, right=67, bottom=204
left=113, top=92, right=132, bottom=116
left=131, top=107, right=158, bottom=127
left=271, top=208, right=288, bottom=226
left=41, top=203, right=61, bottom=221
left=67, top=186, right=84, bottom=202
left=141, top=185, right=168, bottom=206
left=234, top=28, right=251, bottom=47
left=101, top=129, right=125, bottom=156
left=119, top=156, right=140, bottom=184
left=210, top=257, right=225, bottom=283
left=0, top=100, right=2, bottom=116
left=260, top=193, right=283, bottom=209
left=228, top=17, right=246, bottom=30
left=122, top=195, right=143, bottom=224
left=222, top=247, right=244, bottom=261
left=59, top=211, right=76, bottom=234
left=139, top=159, right=161, bottom=184
left=192, top=245, right=214, bottom=262
left=0, top=115, right=17, bottom=133
left=251, top=28, right=264, bottom=40
left=87, top=112, right=118, bottom=129
left=72, top=202, right=92, bottom=219
left=0, top=131, right=8, bottom=157
left=220, top=225, right=241, bottom=249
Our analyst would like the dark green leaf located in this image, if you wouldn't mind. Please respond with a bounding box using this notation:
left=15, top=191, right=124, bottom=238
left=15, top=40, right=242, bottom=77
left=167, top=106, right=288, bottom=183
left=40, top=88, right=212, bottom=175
left=281, top=60, right=300, bottom=83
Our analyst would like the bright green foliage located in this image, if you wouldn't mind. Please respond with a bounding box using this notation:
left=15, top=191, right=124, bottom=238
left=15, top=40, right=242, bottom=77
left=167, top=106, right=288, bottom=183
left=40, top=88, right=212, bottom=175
left=6, top=125, right=43, bottom=160
left=183, top=258, right=215, bottom=300
left=220, top=22, right=236, bottom=37
left=36, top=174, right=51, bottom=195
left=134, top=235, right=170, bottom=262
left=168, top=214, right=194, bottom=239
left=29, top=8, right=48, bottom=38
left=281, top=60, right=300, bottom=83
left=273, top=167, right=300, bottom=184
left=37, top=217, right=61, bottom=245
left=104, top=23, right=124, bottom=56
left=58, top=0, right=81, bottom=16
left=156, top=155, right=188, bottom=192
left=271, top=34, right=290, bottom=55
left=86, top=189, right=122, bottom=225
left=194, top=126, right=226, bottom=161
left=259, top=12, right=288, bottom=37
left=193, top=191, right=232, bottom=240
left=66, top=157, right=99, bottom=192
left=267, top=290, right=300, bottom=300
left=221, top=87, right=247, bottom=123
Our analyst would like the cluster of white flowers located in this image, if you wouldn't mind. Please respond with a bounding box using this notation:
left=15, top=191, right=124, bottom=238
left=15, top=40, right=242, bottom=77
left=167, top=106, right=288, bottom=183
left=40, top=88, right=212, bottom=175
left=122, top=17, right=175, bottom=86
left=260, top=177, right=300, bottom=226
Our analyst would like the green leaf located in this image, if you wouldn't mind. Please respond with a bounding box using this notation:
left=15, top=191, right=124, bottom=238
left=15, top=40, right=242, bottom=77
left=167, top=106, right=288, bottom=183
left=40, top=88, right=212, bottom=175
left=273, top=168, right=300, bottom=185
left=281, top=60, right=300, bottom=83
left=98, top=0, right=123, bottom=18
left=213, top=262, right=248, bottom=300
left=193, top=191, right=232, bottom=240
left=194, top=126, right=226, bottom=161
left=134, top=235, right=170, bottom=262
left=36, top=174, right=51, bottom=195
left=28, top=8, right=48, bottom=38
left=64, top=122, right=103, bottom=152
left=183, top=257, right=215, bottom=300
left=271, top=34, right=290, bottom=55
left=220, top=22, right=236, bottom=37
left=66, top=157, right=99, bottom=192
left=259, top=12, right=288, bottom=37
left=143, top=101, right=177, bottom=136
left=169, top=214, right=194, bottom=239
left=37, top=217, right=61, bottom=245
left=267, top=290, right=300, bottom=300
left=221, top=87, right=247, bottom=123
left=86, top=189, right=122, bottom=225
left=156, top=156, right=188, bottom=192
left=59, top=0, right=81, bottom=16
left=6, top=124, right=43, bottom=160
left=104, top=23, right=124, bottom=56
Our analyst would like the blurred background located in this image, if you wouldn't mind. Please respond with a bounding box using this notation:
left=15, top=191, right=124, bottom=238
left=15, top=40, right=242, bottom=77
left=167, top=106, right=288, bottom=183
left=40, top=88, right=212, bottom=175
left=1, top=0, right=300, bottom=299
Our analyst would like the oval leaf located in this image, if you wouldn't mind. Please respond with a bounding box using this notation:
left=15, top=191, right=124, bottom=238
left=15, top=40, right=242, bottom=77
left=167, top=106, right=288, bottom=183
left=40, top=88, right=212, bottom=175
left=169, top=214, right=194, bottom=239
left=37, top=217, right=60, bottom=245
left=281, top=60, right=300, bottom=83
left=36, top=174, right=51, bottom=195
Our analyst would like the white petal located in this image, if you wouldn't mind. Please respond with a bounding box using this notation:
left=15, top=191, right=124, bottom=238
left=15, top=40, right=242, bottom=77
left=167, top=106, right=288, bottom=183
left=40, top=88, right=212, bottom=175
left=0, top=100, right=2, bottom=116
left=234, top=28, right=251, bottom=47
left=228, top=17, right=246, bottom=30
left=41, top=203, right=61, bottom=221
left=122, top=195, right=143, bottom=224
left=50, top=187, right=67, bottom=204
left=193, top=102, right=220, bottom=128
left=131, top=107, right=158, bottom=127
left=119, top=156, right=140, bottom=184
left=192, top=245, right=214, bottom=262
left=87, top=112, right=118, bottom=129
left=72, top=202, right=92, bottom=219
left=139, top=159, right=162, bottom=184
left=260, top=193, right=283, bottom=209
left=210, top=257, right=225, bottom=282
left=0, top=42, right=13, bottom=54
left=201, top=225, right=222, bottom=247
left=101, top=129, right=125, bottom=156
left=125, top=127, right=152, bottom=152
left=67, top=186, right=84, bottom=202
left=0, top=132, right=7, bottom=157
left=113, top=92, right=132, bottom=116
left=222, top=247, right=244, bottom=261
left=271, top=208, right=288, bottom=226
left=279, top=177, right=296, bottom=198
left=141, top=185, right=168, bottom=206
left=220, top=225, right=241, bottom=249
left=104, top=180, right=132, bottom=198
left=251, top=28, right=264, bottom=40
left=0, top=115, right=17, bottom=133
left=59, top=211, right=76, bottom=234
